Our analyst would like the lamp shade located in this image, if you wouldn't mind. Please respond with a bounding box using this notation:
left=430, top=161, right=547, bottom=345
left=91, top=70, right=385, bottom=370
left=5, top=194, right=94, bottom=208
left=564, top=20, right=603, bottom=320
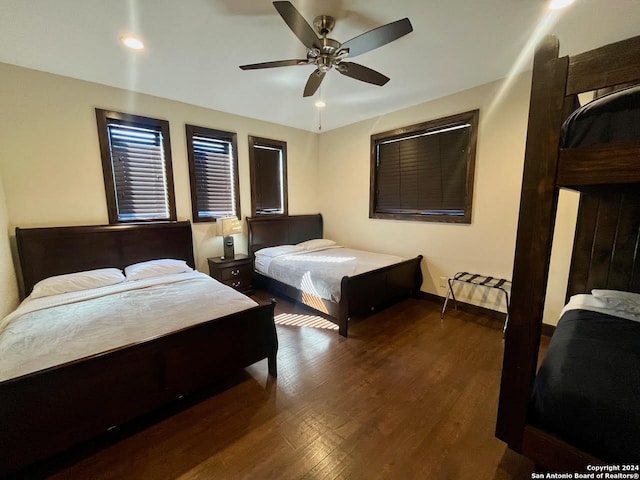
left=216, top=217, right=242, bottom=237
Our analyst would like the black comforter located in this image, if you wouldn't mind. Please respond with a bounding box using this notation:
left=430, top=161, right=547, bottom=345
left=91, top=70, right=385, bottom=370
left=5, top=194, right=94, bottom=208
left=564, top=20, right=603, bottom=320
left=560, top=85, right=640, bottom=148
left=530, top=309, right=640, bottom=461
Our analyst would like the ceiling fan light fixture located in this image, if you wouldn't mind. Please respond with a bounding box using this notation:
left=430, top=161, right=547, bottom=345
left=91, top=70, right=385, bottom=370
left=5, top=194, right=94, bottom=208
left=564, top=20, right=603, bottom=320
left=314, top=99, right=326, bottom=108
left=548, top=0, right=576, bottom=10
left=121, top=35, right=145, bottom=50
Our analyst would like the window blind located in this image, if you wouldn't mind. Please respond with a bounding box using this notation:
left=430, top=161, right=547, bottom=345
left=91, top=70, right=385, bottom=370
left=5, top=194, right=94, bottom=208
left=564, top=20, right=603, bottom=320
left=107, top=122, right=171, bottom=221
left=192, top=135, right=237, bottom=218
left=376, top=126, right=470, bottom=216
left=254, top=145, right=284, bottom=214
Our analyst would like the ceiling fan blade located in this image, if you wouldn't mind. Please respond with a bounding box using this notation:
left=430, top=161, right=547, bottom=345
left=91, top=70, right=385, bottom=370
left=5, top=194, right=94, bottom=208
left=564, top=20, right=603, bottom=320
left=303, top=70, right=326, bottom=97
left=336, top=62, right=389, bottom=86
left=240, top=59, right=308, bottom=70
left=340, top=18, right=413, bottom=58
left=273, top=1, right=320, bottom=50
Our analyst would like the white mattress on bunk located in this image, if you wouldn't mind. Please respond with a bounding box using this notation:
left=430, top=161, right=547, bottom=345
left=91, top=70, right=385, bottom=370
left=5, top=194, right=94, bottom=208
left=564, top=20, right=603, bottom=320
left=561, top=292, right=640, bottom=324
left=255, top=245, right=405, bottom=302
left=0, top=271, right=257, bottom=382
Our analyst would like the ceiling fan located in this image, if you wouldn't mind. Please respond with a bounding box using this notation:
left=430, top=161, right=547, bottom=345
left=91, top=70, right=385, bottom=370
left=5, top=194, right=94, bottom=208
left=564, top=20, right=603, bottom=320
left=239, top=1, right=413, bottom=97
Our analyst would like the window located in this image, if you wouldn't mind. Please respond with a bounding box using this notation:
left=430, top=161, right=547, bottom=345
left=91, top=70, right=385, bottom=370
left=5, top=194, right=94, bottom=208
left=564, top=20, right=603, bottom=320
left=95, top=109, right=176, bottom=223
left=185, top=125, right=240, bottom=222
left=248, top=136, right=288, bottom=215
left=370, top=110, right=479, bottom=223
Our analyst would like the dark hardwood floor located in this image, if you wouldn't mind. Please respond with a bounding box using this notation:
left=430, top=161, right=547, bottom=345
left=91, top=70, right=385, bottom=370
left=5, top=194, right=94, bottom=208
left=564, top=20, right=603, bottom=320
left=28, top=293, right=539, bottom=479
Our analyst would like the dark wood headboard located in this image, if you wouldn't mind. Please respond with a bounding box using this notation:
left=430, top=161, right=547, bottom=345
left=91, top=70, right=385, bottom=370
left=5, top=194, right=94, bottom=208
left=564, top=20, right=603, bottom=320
left=246, top=214, right=323, bottom=259
left=17, top=221, right=195, bottom=296
left=567, top=189, right=640, bottom=298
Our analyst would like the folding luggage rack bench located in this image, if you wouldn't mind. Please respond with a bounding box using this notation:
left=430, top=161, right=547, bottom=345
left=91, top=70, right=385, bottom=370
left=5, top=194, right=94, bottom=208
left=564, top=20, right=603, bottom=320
left=441, top=272, right=511, bottom=332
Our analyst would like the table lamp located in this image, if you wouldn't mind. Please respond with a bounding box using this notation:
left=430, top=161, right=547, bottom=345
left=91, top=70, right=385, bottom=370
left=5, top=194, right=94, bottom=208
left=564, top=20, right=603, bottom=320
left=217, top=217, right=242, bottom=259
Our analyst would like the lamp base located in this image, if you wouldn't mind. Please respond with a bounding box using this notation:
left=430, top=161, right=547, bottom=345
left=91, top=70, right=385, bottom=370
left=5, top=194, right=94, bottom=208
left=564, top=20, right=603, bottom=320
left=222, top=235, right=235, bottom=260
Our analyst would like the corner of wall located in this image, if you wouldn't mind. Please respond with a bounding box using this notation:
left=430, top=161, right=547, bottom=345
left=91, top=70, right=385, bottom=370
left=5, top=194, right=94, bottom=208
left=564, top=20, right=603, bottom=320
left=0, top=172, right=20, bottom=316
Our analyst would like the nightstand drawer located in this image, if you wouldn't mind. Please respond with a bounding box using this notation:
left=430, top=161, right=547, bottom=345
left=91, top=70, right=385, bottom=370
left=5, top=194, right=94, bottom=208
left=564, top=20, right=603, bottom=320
left=219, top=264, right=251, bottom=281
left=222, top=278, right=250, bottom=291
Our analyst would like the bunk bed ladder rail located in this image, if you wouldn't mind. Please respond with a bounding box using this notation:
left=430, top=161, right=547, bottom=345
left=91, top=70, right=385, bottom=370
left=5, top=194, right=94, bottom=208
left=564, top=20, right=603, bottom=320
left=495, top=36, right=569, bottom=452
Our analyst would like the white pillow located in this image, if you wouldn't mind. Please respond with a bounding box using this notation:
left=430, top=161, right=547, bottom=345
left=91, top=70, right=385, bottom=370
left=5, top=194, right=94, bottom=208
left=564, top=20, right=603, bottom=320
left=296, top=239, right=337, bottom=251
left=31, top=268, right=125, bottom=298
left=125, top=259, right=193, bottom=281
left=255, top=245, right=303, bottom=258
left=591, top=289, right=640, bottom=314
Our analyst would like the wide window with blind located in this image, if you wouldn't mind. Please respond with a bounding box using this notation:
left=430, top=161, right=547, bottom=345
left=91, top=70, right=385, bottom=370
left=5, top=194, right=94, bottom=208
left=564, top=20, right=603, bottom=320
left=248, top=136, right=288, bottom=216
left=185, top=125, right=240, bottom=222
left=95, top=109, right=176, bottom=223
left=370, top=110, right=479, bottom=223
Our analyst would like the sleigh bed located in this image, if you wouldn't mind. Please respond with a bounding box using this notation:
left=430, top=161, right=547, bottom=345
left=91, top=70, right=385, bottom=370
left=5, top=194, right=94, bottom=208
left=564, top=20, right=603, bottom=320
left=0, top=221, right=278, bottom=476
left=496, top=34, right=640, bottom=469
left=247, top=214, right=423, bottom=337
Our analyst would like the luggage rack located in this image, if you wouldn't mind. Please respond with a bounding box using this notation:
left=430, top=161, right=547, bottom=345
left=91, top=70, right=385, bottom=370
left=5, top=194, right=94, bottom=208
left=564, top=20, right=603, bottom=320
left=441, top=272, right=511, bottom=332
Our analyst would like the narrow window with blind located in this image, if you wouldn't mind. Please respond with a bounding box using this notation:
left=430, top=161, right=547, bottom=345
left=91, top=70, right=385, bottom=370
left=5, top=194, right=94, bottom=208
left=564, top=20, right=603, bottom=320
left=185, top=125, right=240, bottom=222
left=248, top=136, right=288, bottom=216
left=370, top=110, right=478, bottom=223
left=95, top=109, right=176, bottom=223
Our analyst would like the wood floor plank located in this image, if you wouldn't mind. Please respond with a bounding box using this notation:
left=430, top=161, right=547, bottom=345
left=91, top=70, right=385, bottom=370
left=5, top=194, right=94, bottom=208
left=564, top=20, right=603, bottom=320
left=24, top=292, right=536, bottom=480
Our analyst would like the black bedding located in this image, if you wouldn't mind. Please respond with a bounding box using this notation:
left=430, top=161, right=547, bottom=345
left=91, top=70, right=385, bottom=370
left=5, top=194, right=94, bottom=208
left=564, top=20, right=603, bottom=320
left=560, top=85, right=640, bottom=148
left=530, top=309, right=640, bottom=462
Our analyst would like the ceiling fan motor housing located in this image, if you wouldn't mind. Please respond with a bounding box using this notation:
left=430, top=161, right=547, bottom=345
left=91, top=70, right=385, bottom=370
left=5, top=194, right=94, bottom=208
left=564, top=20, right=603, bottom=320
left=319, top=37, right=340, bottom=54
left=313, top=15, right=335, bottom=36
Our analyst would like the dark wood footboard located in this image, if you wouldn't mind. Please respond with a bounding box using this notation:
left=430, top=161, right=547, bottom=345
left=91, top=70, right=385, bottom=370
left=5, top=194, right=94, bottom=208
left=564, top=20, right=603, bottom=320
left=338, top=255, right=423, bottom=336
left=0, top=301, right=277, bottom=477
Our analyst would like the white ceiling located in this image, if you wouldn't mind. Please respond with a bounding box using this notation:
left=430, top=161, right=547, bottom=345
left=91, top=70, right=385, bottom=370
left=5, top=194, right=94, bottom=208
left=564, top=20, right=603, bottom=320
left=1, top=0, right=639, bottom=132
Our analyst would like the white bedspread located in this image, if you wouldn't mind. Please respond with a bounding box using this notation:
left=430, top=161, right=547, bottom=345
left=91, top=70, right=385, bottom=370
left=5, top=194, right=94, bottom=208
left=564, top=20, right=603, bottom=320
left=255, top=246, right=405, bottom=302
left=0, top=271, right=258, bottom=382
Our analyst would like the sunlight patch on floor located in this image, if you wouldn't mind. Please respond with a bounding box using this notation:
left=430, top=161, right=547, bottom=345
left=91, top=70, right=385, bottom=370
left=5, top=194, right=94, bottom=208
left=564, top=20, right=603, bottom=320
left=275, top=312, right=338, bottom=330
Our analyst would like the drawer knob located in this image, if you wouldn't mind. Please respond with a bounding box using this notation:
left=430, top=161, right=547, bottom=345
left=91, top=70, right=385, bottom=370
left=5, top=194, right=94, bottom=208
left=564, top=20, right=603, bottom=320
left=231, top=269, right=240, bottom=276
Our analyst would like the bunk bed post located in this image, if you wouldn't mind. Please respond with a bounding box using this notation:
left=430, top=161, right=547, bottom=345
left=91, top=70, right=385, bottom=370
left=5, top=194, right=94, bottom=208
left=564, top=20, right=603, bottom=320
left=495, top=36, right=569, bottom=450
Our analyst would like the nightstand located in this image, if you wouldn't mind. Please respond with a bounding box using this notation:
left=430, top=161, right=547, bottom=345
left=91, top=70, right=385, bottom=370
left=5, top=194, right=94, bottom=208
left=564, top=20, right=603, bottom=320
left=208, top=254, right=253, bottom=294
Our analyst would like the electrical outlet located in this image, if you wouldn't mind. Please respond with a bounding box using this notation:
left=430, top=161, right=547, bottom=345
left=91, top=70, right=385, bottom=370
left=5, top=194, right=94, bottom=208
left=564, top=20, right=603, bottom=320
left=439, top=276, right=448, bottom=288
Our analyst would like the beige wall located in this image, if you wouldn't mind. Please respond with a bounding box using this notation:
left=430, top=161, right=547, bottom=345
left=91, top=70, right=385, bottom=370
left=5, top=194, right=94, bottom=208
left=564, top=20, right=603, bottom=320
left=318, top=72, right=578, bottom=324
left=0, top=62, right=320, bottom=277
left=543, top=189, right=580, bottom=326
left=0, top=61, right=578, bottom=325
left=0, top=172, right=19, bottom=316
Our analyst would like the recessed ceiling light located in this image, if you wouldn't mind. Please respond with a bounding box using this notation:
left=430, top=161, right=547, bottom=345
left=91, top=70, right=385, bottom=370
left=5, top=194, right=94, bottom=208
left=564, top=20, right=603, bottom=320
left=121, top=35, right=145, bottom=50
left=549, top=0, right=576, bottom=10
left=314, top=99, right=326, bottom=108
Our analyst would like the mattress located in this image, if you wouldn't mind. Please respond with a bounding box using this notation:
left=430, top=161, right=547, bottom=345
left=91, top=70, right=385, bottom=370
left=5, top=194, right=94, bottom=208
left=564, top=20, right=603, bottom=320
left=0, top=271, right=258, bottom=382
left=530, top=300, right=640, bottom=461
left=560, top=85, right=640, bottom=148
left=255, top=245, right=405, bottom=302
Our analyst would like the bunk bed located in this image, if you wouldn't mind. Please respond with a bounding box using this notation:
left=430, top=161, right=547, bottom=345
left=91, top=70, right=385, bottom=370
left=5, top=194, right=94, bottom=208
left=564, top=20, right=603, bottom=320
left=496, top=34, right=640, bottom=470
left=0, top=222, right=278, bottom=477
left=247, top=214, right=423, bottom=337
